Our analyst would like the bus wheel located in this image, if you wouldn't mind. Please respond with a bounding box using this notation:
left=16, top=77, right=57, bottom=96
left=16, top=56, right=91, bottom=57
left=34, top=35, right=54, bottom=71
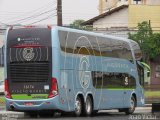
left=92, top=110, right=98, bottom=115
left=84, top=96, right=93, bottom=116
left=75, top=96, right=82, bottom=117
left=125, top=96, right=136, bottom=115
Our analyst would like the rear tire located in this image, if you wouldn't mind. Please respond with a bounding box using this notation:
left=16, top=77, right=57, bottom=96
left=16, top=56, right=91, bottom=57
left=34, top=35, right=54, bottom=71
left=74, top=96, right=82, bottom=117
left=84, top=96, right=93, bottom=116
left=92, top=110, right=98, bottom=116
left=125, top=96, right=136, bottom=115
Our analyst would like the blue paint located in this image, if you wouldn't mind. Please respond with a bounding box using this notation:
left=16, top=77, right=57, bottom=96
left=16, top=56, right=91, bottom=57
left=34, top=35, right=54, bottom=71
left=5, top=26, right=144, bottom=113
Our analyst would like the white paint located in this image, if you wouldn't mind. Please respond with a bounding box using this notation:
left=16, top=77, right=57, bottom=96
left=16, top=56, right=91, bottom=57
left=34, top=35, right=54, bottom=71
left=22, top=48, right=35, bottom=61
left=93, top=7, right=128, bottom=28
left=44, top=85, right=49, bottom=90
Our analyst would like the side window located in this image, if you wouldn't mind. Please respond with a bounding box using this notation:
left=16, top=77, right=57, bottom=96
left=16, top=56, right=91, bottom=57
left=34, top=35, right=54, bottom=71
left=99, top=38, right=133, bottom=61
left=137, top=62, right=144, bottom=86
left=59, top=30, right=133, bottom=62
left=130, top=40, right=142, bottom=61
left=92, top=72, right=136, bottom=89
left=129, top=75, right=136, bottom=88
left=59, top=31, right=101, bottom=56
left=147, top=71, right=150, bottom=77
left=114, top=41, right=133, bottom=62
left=103, top=72, right=124, bottom=89
left=122, top=42, right=133, bottom=61
left=124, top=74, right=136, bottom=89
left=92, top=71, right=103, bottom=89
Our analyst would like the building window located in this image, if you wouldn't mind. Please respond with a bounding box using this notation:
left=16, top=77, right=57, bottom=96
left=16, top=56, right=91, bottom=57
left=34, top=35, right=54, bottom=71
left=156, top=65, right=160, bottom=78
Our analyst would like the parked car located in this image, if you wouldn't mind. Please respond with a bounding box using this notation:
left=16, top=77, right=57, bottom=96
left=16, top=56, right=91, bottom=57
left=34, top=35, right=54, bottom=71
left=0, top=80, right=4, bottom=94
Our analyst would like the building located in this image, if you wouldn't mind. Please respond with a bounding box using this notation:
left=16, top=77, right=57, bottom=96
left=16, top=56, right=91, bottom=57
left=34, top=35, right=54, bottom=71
left=150, top=56, right=160, bottom=85
left=0, top=28, right=5, bottom=66
left=84, top=2, right=160, bottom=31
left=83, top=1, right=160, bottom=85
left=87, top=5, right=129, bottom=29
left=99, top=0, right=160, bottom=14
left=99, top=0, right=128, bottom=14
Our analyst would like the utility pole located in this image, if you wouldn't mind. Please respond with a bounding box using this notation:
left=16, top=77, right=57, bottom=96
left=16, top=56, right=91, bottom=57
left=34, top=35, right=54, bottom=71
left=57, top=0, right=62, bottom=26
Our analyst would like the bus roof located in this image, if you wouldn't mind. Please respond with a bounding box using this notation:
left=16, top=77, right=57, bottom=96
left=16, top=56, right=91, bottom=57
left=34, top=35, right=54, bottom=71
left=54, top=26, right=133, bottom=44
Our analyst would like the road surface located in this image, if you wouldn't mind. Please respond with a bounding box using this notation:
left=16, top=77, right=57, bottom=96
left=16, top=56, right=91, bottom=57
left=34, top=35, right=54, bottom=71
left=0, top=106, right=159, bottom=120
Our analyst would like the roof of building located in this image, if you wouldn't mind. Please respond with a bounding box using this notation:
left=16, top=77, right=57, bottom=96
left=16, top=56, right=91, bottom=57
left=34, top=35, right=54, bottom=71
left=82, top=5, right=128, bottom=25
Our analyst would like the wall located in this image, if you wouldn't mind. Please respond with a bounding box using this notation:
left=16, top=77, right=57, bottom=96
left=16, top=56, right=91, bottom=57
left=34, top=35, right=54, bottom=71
left=99, top=0, right=120, bottom=14
left=99, top=0, right=160, bottom=14
left=94, top=7, right=128, bottom=28
left=128, top=5, right=160, bottom=30
left=146, top=0, right=160, bottom=5
left=150, top=56, right=160, bottom=85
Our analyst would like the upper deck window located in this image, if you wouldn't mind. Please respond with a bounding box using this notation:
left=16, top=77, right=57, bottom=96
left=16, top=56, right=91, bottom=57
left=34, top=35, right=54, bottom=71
left=59, top=30, right=133, bottom=61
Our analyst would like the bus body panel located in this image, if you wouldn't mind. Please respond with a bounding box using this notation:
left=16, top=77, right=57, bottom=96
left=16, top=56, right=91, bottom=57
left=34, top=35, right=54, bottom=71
left=57, top=27, right=144, bottom=111
left=5, top=96, right=60, bottom=111
left=5, top=26, right=144, bottom=113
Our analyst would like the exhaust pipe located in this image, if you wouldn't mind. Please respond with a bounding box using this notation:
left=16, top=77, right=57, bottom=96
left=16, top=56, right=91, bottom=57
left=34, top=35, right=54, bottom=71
left=10, top=105, right=15, bottom=110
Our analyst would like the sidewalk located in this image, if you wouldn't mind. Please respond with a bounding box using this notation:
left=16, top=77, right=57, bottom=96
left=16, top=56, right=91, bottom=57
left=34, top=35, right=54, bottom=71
left=145, top=104, right=152, bottom=107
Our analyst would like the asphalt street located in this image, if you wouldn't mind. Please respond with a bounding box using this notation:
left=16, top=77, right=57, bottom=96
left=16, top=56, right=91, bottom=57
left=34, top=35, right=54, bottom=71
left=0, top=106, right=160, bottom=120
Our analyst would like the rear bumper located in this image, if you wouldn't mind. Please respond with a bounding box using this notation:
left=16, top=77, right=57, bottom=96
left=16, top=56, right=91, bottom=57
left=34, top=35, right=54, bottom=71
left=5, top=96, right=60, bottom=111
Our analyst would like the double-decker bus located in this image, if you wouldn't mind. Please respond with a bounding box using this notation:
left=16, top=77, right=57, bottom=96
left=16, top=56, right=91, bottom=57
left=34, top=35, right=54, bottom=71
left=4, top=26, right=144, bottom=117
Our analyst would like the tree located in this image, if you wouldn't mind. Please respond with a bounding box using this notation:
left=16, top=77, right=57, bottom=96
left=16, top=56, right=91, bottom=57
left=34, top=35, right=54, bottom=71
left=148, top=33, right=160, bottom=60
left=70, top=19, right=86, bottom=30
left=69, top=19, right=92, bottom=30
left=129, top=21, right=160, bottom=62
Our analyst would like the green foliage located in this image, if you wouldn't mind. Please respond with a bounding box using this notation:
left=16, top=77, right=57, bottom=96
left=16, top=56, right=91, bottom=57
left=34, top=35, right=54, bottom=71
left=69, top=19, right=92, bottom=30
left=128, top=21, right=160, bottom=61
left=129, top=21, right=152, bottom=41
left=149, top=33, right=160, bottom=59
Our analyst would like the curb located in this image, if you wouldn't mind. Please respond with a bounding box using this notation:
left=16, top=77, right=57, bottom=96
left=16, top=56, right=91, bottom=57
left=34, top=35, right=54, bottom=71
left=145, top=104, right=152, bottom=107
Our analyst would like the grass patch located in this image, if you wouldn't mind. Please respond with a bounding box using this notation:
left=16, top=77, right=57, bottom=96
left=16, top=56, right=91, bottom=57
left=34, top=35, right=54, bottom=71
left=0, top=96, right=5, bottom=105
left=145, top=91, right=160, bottom=98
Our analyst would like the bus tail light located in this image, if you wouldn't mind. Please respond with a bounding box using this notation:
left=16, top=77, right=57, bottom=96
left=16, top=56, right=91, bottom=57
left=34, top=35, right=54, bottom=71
left=4, top=80, right=12, bottom=99
left=48, top=78, right=58, bottom=98
left=47, top=25, right=52, bottom=29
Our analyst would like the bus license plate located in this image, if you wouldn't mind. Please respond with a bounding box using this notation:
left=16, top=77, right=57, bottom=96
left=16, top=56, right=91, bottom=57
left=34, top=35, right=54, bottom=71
left=24, top=102, right=33, bottom=106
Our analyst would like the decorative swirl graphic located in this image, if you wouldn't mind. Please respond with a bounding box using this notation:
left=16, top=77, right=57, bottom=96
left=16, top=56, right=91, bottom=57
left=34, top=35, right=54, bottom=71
left=22, top=48, right=35, bottom=61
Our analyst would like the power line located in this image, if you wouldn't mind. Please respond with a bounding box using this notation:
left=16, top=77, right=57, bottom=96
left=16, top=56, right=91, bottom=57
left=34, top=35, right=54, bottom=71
left=0, top=0, right=57, bottom=23
left=9, top=8, right=57, bottom=24
left=27, top=12, right=57, bottom=25
left=0, top=21, right=9, bottom=26
left=0, top=0, right=56, bottom=15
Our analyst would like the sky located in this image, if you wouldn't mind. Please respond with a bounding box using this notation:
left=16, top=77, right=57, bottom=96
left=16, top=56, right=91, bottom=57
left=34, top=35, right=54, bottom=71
left=0, top=0, right=99, bottom=26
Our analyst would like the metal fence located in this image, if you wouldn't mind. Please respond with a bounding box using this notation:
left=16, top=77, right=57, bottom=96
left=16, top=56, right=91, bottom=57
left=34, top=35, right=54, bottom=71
left=92, top=28, right=160, bottom=38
